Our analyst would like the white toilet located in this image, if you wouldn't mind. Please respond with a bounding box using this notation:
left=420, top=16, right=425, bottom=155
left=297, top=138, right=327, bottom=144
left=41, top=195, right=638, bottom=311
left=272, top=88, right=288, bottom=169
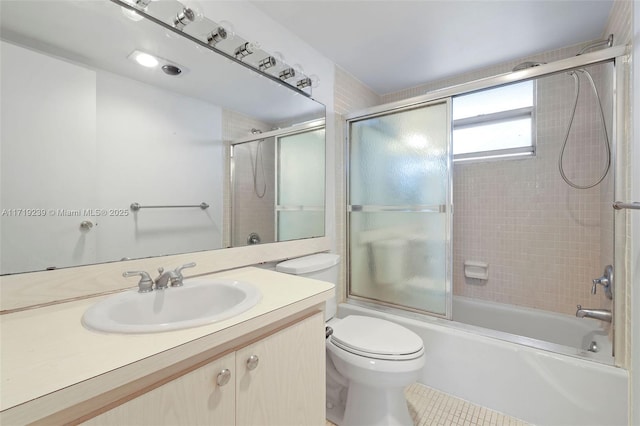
left=276, top=253, right=425, bottom=426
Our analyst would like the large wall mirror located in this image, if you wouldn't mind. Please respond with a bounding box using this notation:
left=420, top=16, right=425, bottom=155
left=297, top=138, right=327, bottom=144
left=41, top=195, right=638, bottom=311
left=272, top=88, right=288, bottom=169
left=0, top=0, right=326, bottom=275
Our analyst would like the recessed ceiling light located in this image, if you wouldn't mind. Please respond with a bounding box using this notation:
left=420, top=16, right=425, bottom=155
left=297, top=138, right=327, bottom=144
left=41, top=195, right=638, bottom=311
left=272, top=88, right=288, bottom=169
left=127, top=50, right=159, bottom=68
left=126, top=50, right=188, bottom=77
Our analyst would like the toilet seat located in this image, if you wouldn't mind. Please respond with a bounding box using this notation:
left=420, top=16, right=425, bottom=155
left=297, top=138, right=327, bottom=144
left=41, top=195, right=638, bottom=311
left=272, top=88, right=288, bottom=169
left=328, top=315, right=424, bottom=361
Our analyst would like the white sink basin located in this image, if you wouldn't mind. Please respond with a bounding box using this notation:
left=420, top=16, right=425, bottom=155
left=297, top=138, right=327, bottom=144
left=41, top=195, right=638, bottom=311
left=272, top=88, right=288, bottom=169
left=82, top=279, right=261, bottom=334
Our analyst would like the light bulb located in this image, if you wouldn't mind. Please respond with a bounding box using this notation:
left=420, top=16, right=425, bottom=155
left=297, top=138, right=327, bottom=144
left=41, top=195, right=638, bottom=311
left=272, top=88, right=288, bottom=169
left=272, top=51, right=285, bottom=64
left=121, top=0, right=155, bottom=20
left=309, top=74, right=320, bottom=88
left=219, top=21, right=235, bottom=41
left=134, top=52, right=159, bottom=68
left=234, top=41, right=260, bottom=59
left=292, top=63, right=304, bottom=75
left=258, top=56, right=277, bottom=71
left=296, top=77, right=312, bottom=89
left=173, top=1, right=203, bottom=30
left=279, top=67, right=296, bottom=81
left=207, top=26, right=228, bottom=46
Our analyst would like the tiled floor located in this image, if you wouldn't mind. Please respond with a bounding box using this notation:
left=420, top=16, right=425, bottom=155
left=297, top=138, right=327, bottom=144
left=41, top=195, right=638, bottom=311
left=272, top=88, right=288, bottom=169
left=326, top=383, right=529, bottom=426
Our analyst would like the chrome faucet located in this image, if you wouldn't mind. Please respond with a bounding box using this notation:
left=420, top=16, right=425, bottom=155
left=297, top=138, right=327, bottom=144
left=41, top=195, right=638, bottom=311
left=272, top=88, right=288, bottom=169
left=154, top=267, right=179, bottom=290
left=124, top=262, right=196, bottom=292
left=576, top=305, right=612, bottom=323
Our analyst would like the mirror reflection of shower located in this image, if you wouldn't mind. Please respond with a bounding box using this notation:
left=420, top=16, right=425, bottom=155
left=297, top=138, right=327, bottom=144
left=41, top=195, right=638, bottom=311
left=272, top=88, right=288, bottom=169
left=249, top=128, right=267, bottom=198
left=230, top=122, right=326, bottom=247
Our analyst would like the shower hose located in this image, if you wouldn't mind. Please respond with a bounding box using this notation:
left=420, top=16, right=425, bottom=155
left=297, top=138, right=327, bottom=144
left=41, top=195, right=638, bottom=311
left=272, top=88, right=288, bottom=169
left=558, top=68, right=611, bottom=189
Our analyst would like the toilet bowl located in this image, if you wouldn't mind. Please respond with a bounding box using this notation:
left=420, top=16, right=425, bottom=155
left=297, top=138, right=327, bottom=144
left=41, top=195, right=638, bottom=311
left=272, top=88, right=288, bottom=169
left=276, top=254, right=425, bottom=426
left=327, top=315, right=424, bottom=426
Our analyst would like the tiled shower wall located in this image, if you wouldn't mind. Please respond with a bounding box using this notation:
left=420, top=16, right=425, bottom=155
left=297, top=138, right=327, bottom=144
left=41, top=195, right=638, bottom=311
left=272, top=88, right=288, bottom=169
left=382, top=41, right=618, bottom=316
left=453, top=63, right=611, bottom=314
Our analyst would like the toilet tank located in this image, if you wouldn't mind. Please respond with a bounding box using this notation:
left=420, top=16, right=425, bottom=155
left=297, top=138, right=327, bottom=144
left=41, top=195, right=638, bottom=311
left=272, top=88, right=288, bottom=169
left=276, top=253, right=340, bottom=320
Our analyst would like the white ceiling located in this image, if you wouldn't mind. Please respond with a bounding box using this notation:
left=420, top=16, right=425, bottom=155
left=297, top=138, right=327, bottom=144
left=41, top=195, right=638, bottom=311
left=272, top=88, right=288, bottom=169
left=252, top=0, right=614, bottom=95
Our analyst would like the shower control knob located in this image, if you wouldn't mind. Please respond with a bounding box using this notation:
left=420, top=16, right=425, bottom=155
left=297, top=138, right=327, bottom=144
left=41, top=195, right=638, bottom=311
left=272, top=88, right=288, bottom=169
left=246, top=355, right=259, bottom=370
left=216, top=369, right=231, bottom=386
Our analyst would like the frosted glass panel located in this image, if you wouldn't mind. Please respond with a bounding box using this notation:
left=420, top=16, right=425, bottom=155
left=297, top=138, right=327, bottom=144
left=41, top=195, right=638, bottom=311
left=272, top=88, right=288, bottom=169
left=348, top=100, right=451, bottom=318
left=277, top=211, right=324, bottom=241
left=277, top=128, right=325, bottom=240
left=350, top=103, right=448, bottom=206
left=349, top=212, right=448, bottom=315
left=278, top=128, right=325, bottom=206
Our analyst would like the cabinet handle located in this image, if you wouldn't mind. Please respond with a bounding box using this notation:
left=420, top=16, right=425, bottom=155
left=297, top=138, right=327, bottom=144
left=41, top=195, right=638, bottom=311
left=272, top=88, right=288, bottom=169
left=216, top=368, right=231, bottom=386
left=246, top=355, right=259, bottom=370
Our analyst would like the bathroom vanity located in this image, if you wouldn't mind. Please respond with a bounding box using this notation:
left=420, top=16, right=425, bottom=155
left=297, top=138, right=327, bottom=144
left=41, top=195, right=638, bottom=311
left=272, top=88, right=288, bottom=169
left=0, top=267, right=333, bottom=425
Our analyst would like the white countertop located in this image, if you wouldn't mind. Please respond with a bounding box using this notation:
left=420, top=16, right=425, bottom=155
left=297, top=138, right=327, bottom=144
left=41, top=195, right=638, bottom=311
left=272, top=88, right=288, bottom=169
left=0, top=267, right=333, bottom=413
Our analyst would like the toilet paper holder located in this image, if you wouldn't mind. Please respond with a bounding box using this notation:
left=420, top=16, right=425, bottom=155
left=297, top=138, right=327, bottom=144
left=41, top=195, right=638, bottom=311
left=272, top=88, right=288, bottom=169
left=464, top=261, right=489, bottom=280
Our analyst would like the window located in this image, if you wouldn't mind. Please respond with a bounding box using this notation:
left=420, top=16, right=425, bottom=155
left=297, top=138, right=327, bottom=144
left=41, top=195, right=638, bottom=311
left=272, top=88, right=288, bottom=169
left=452, top=80, right=535, bottom=162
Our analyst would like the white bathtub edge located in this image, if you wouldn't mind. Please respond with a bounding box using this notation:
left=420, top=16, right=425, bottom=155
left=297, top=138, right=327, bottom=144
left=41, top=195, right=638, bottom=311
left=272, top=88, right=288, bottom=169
left=338, top=303, right=629, bottom=426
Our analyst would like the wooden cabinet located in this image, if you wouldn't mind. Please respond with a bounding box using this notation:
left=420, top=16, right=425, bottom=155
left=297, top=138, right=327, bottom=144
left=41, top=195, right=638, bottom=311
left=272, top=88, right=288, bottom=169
left=84, top=312, right=325, bottom=426
left=236, top=312, right=325, bottom=425
left=84, top=353, right=235, bottom=426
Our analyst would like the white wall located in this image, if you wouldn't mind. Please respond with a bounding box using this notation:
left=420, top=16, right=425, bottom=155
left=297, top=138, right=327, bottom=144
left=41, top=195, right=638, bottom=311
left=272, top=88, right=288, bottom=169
left=0, top=41, right=224, bottom=273
left=95, top=71, right=223, bottom=262
left=0, top=41, right=98, bottom=274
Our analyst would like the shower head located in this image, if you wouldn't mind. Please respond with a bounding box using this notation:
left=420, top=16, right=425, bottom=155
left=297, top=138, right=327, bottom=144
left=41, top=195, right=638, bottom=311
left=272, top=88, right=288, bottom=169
left=512, top=61, right=547, bottom=72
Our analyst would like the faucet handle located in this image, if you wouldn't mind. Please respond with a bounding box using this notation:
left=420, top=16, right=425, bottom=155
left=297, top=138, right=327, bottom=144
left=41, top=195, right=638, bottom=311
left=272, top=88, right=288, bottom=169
left=123, top=271, right=154, bottom=293
left=174, top=262, right=196, bottom=279
left=591, top=265, right=614, bottom=300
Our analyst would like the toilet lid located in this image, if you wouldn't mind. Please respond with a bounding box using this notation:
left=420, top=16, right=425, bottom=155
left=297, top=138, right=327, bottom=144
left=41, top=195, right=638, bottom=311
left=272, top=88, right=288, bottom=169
left=329, top=316, right=424, bottom=360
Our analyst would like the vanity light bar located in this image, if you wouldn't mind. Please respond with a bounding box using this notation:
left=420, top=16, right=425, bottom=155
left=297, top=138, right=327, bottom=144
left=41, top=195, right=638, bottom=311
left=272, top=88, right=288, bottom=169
left=111, top=0, right=314, bottom=96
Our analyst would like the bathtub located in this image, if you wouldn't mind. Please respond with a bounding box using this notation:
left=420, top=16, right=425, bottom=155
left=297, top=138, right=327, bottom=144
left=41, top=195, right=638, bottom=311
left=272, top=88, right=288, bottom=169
left=339, top=302, right=629, bottom=426
left=452, top=296, right=613, bottom=364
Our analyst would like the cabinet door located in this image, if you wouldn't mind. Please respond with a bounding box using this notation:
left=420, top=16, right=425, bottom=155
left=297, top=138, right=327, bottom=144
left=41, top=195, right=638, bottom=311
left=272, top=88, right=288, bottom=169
left=83, top=352, right=235, bottom=426
left=235, top=312, right=325, bottom=426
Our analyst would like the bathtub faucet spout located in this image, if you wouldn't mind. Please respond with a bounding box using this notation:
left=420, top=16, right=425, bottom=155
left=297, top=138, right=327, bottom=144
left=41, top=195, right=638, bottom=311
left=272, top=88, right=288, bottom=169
left=576, top=305, right=612, bottom=323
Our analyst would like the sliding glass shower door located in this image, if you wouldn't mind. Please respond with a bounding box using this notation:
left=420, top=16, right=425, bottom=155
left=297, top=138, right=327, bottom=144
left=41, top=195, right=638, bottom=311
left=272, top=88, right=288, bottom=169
left=348, top=100, right=452, bottom=317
